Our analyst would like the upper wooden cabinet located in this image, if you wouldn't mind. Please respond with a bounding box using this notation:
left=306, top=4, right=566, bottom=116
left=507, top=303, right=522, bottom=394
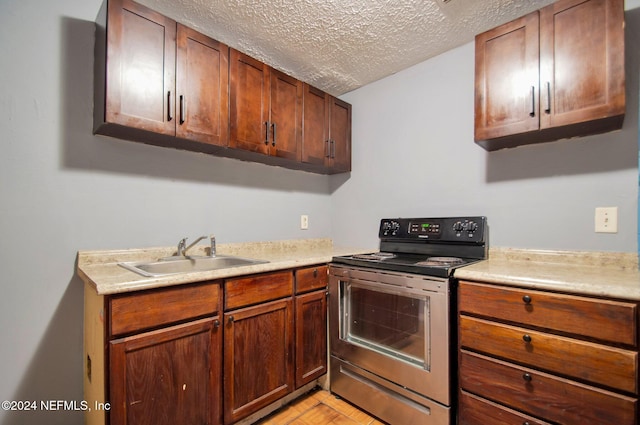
left=474, top=0, right=625, bottom=151
left=176, top=25, right=229, bottom=146
left=95, top=0, right=177, bottom=136
left=94, top=0, right=229, bottom=147
left=328, top=96, right=352, bottom=173
left=94, top=0, right=351, bottom=174
left=301, top=84, right=352, bottom=173
left=229, top=49, right=302, bottom=161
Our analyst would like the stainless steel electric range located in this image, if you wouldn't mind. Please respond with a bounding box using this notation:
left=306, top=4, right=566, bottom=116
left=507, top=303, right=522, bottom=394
left=329, top=216, right=488, bottom=425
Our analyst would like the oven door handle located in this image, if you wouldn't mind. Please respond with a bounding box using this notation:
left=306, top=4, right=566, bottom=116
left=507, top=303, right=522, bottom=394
left=348, top=278, right=444, bottom=297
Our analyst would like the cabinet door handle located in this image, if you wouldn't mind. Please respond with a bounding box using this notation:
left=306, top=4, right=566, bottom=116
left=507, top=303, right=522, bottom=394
left=325, top=140, right=331, bottom=158
left=271, top=122, right=277, bottom=146
left=264, top=122, right=270, bottom=145
left=331, top=139, right=336, bottom=158
left=545, top=81, right=551, bottom=114
left=523, top=373, right=532, bottom=382
left=529, top=86, right=535, bottom=117
left=522, top=295, right=532, bottom=304
left=228, top=316, right=234, bottom=324
left=213, top=319, right=220, bottom=328
left=167, top=91, right=173, bottom=121
left=179, top=95, right=185, bottom=124
left=522, top=334, right=532, bottom=343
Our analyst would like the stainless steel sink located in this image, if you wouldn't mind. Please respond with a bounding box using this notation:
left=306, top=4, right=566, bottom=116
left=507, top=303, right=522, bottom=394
left=118, top=255, right=269, bottom=277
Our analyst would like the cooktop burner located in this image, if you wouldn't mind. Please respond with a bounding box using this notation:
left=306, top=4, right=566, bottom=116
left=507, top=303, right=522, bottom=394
left=416, top=257, right=466, bottom=267
left=332, top=216, right=488, bottom=277
left=351, top=252, right=397, bottom=261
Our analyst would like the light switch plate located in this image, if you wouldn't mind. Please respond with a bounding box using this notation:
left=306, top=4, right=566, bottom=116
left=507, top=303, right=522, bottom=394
left=300, top=215, right=309, bottom=230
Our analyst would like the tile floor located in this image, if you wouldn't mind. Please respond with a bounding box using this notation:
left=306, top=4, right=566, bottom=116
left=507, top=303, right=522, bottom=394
left=254, top=388, right=387, bottom=425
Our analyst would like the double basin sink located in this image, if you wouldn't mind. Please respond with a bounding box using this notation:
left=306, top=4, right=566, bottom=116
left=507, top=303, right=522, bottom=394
left=119, top=255, right=268, bottom=277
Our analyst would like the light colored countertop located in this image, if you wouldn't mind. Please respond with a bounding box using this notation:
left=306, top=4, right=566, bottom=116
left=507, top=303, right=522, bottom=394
left=78, top=238, right=371, bottom=295
left=454, top=247, right=640, bottom=301
left=78, top=239, right=640, bottom=301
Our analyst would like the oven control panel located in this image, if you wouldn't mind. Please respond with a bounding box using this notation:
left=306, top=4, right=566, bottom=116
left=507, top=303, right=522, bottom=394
left=379, top=216, right=486, bottom=243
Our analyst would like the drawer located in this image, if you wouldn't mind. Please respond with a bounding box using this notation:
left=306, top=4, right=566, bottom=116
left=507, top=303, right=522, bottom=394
left=110, top=281, right=221, bottom=337
left=225, top=270, right=293, bottom=310
left=459, top=390, right=552, bottom=425
left=460, top=315, right=638, bottom=394
left=460, top=350, right=638, bottom=425
left=295, top=265, right=328, bottom=293
left=459, top=281, right=638, bottom=346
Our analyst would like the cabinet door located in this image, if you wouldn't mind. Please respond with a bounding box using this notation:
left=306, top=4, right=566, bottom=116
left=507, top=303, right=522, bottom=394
left=224, top=298, right=294, bottom=424
left=474, top=11, right=539, bottom=141
left=301, top=84, right=329, bottom=167
left=110, top=317, right=222, bottom=425
left=269, top=69, right=302, bottom=160
left=229, top=49, right=270, bottom=154
left=176, top=25, right=229, bottom=146
left=539, top=0, right=625, bottom=129
left=105, top=0, right=176, bottom=135
left=295, top=290, right=327, bottom=387
left=328, top=97, right=352, bottom=173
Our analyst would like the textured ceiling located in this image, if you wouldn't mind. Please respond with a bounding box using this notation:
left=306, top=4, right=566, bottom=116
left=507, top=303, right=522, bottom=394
left=136, top=0, right=556, bottom=96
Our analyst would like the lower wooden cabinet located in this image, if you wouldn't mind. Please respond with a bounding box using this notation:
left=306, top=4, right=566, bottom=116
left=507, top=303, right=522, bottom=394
left=83, top=280, right=223, bottom=425
left=110, top=318, right=222, bottom=425
left=295, top=291, right=327, bottom=387
left=294, top=265, right=328, bottom=387
left=460, top=350, right=636, bottom=425
left=84, top=265, right=330, bottom=425
left=458, top=280, right=639, bottom=425
left=459, top=390, right=552, bottom=425
left=223, top=297, right=294, bottom=424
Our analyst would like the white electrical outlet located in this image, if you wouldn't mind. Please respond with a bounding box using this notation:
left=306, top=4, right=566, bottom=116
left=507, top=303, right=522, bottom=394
left=595, top=207, right=618, bottom=233
left=300, top=215, right=309, bottom=230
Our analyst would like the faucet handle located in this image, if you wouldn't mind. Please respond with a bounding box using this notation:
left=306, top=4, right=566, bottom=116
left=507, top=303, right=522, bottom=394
left=177, top=237, right=188, bottom=256
left=209, top=234, right=216, bottom=257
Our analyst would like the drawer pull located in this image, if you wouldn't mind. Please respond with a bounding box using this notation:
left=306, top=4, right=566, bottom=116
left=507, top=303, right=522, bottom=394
left=523, top=373, right=532, bottom=382
left=313, top=268, right=318, bottom=278
left=522, top=334, right=532, bottom=343
left=522, top=295, right=532, bottom=304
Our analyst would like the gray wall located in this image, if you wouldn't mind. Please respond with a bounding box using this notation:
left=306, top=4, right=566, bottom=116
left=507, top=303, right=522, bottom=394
left=0, top=1, right=332, bottom=423
left=1, top=1, right=639, bottom=424
left=333, top=9, right=640, bottom=253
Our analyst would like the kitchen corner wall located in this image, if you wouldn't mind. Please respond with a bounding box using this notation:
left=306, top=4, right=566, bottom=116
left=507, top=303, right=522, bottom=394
left=333, top=8, right=640, bottom=255
left=0, top=0, right=332, bottom=424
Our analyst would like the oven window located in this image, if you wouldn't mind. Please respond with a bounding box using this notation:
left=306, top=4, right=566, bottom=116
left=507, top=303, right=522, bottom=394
left=341, top=281, right=429, bottom=369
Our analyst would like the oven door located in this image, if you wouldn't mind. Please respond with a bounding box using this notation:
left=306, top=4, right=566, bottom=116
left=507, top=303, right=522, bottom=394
left=329, top=265, right=451, bottom=406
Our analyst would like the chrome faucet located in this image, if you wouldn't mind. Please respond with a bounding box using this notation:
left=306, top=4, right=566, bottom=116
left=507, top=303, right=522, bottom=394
left=177, top=234, right=216, bottom=257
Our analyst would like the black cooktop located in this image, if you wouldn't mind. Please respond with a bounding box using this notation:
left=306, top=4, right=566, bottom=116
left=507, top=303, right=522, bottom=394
left=332, top=216, right=488, bottom=277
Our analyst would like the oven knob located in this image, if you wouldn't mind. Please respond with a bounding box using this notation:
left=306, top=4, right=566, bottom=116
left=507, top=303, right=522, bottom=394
left=467, top=221, right=478, bottom=232
left=453, top=221, right=465, bottom=232
left=381, top=221, right=391, bottom=235
left=390, top=221, right=400, bottom=235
